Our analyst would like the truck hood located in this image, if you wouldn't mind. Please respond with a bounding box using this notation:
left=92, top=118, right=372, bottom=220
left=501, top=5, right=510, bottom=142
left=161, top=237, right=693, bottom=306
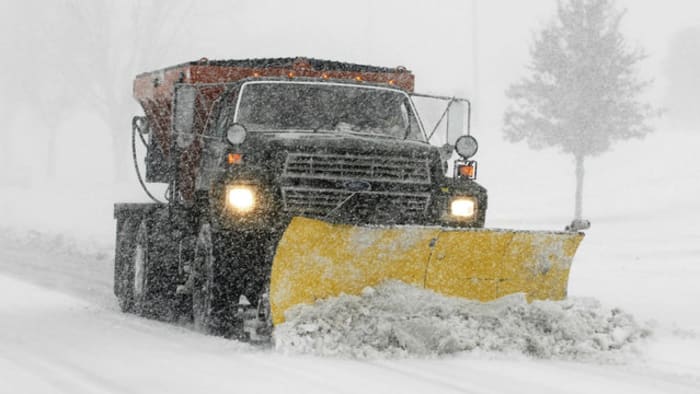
left=244, top=131, right=437, bottom=159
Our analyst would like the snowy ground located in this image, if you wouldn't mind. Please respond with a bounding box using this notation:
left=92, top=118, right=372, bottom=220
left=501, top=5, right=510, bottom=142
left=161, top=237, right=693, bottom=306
left=1, top=131, right=699, bottom=393
left=1, top=275, right=698, bottom=394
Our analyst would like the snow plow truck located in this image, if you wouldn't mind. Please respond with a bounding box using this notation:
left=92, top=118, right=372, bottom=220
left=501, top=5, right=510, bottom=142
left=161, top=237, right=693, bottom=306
left=114, top=57, right=586, bottom=340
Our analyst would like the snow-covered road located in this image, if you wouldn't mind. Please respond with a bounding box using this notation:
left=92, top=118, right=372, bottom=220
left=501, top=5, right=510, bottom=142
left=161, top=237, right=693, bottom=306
left=1, top=245, right=699, bottom=394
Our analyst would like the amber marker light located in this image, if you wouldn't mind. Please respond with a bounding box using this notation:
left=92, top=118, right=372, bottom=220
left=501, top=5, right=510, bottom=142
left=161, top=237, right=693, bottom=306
left=322, top=73, right=329, bottom=79
left=227, top=153, right=243, bottom=164
left=388, top=79, right=395, bottom=85
left=458, top=163, right=475, bottom=178
left=287, top=72, right=295, bottom=78
left=253, top=72, right=260, bottom=78
left=355, top=75, right=363, bottom=81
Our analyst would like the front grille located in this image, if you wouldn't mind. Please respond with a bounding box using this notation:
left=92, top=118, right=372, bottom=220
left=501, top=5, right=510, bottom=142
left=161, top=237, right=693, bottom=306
left=282, top=187, right=430, bottom=217
left=283, top=153, right=431, bottom=184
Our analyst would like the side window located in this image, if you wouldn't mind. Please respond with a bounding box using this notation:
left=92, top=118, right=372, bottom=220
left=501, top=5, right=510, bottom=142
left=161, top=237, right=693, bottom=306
left=403, top=98, right=423, bottom=140
left=400, top=100, right=410, bottom=126
left=196, top=88, right=238, bottom=191
left=174, top=85, right=197, bottom=148
left=214, top=90, right=238, bottom=138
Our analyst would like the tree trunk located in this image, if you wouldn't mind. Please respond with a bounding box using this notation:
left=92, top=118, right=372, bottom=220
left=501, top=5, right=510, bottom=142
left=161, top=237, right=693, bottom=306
left=574, top=154, right=585, bottom=219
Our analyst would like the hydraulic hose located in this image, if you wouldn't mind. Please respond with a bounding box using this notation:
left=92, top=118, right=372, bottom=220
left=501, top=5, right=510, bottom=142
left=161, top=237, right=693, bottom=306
left=132, top=119, right=165, bottom=204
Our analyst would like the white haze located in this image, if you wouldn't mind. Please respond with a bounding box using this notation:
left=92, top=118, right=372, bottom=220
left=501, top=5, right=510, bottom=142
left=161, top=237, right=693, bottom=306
left=0, top=1, right=699, bottom=392
left=0, top=0, right=698, bottom=211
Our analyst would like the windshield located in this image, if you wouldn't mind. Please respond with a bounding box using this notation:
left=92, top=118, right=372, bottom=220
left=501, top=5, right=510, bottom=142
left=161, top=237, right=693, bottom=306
left=233, top=81, right=425, bottom=140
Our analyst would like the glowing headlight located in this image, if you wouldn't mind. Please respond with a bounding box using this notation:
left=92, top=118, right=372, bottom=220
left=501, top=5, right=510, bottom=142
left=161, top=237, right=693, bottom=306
left=226, top=185, right=255, bottom=213
left=450, top=197, right=476, bottom=218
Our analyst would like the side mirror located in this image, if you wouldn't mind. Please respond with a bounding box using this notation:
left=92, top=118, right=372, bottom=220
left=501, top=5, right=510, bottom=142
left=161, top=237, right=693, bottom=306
left=446, top=100, right=467, bottom=145
left=226, top=123, right=247, bottom=145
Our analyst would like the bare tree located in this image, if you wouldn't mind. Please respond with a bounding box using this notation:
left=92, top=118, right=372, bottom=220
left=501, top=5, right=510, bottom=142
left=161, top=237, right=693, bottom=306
left=0, top=2, right=59, bottom=181
left=54, top=0, right=192, bottom=181
left=1, top=1, right=91, bottom=181
left=0, top=2, right=24, bottom=183
left=503, top=0, right=654, bottom=220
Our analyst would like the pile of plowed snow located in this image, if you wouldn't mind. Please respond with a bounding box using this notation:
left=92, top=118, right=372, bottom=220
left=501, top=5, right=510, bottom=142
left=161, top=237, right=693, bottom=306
left=274, top=281, right=650, bottom=360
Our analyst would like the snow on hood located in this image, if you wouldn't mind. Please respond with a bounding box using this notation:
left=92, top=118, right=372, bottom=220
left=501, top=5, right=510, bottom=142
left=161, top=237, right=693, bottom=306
left=274, top=281, right=650, bottom=360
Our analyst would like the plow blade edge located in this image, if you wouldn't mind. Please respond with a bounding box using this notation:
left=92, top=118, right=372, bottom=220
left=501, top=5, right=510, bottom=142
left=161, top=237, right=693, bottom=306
left=270, top=217, right=584, bottom=325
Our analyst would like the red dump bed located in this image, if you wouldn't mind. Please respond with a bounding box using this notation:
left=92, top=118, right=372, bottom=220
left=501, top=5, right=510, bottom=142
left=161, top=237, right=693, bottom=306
left=134, top=58, right=414, bottom=158
left=134, top=57, right=414, bottom=102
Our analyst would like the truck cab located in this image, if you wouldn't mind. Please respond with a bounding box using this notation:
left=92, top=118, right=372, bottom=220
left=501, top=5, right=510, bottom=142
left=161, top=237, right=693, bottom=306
left=194, top=78, right=485, bottom=230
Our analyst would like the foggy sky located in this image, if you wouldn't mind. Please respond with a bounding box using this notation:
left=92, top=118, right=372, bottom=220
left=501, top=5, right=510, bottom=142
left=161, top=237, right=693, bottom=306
left=0, top=0, right=697, bottom=189
left=2, top=0, right=697, bottom=118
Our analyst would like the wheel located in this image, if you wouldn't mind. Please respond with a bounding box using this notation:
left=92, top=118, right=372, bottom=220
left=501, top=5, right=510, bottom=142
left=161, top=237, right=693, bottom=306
left=192, top=223, right=216, bottom=333
left=114, top=207, right=181, bottom=320
left=114, top=217, right=138, bottom=312
left=190, top=225, right=282, bottom=338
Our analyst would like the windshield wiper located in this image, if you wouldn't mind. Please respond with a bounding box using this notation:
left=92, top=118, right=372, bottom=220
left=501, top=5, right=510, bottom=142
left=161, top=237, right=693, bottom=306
left=311, top=117, right=342, bottom=133
left=402, top=124, right=414, bottom=140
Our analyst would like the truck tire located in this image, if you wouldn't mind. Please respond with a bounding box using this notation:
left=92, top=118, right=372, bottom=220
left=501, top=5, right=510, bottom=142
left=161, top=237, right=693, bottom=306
left=132, top=216, right=180, bottom=321
left=191, top=224, right=281, bottom=338
left=114, top=217, right=138, bottom=312
left=192, top=223, right=216, bottom=333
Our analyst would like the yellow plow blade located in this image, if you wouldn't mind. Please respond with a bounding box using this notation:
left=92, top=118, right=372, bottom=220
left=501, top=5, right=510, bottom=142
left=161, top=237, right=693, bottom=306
left=270, top=217, right=584, bottom=325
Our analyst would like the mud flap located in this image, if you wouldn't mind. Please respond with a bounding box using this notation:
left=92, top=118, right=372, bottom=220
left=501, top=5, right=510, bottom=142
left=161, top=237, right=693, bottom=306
left=270, top=217, right=584, bottom=325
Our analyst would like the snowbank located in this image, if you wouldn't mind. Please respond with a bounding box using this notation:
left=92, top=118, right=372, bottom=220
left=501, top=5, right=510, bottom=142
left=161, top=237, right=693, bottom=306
left=0, top=227, right=112, bottom=260
left=275, top=281, right=650, bottom=360
left=0, top=228, right=115, bottom=308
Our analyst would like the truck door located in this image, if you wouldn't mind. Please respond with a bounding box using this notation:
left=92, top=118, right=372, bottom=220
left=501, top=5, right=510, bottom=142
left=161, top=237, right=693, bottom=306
left=172, top=83, right=227, bottom=201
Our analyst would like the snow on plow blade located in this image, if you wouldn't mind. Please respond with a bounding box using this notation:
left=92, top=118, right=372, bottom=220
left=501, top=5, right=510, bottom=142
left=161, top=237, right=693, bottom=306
left=270, top=217, right=584, bottom=325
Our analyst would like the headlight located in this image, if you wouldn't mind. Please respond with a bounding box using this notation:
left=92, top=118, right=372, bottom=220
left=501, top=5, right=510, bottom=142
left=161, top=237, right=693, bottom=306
left=226, top=124, right=247, bottom=145
left=450, top=197, right=476, bottom=219
left=454, top=135, right=478, bottom=159
left=226, top=185, right=255, bottom=213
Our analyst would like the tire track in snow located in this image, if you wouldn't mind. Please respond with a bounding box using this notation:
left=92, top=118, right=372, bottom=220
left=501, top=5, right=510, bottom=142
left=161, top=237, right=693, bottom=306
left=1, top=348, right=138, bottom=394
